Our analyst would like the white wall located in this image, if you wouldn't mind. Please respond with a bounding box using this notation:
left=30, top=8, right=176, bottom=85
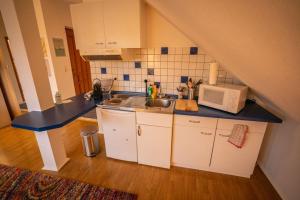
left=39, top=0, right=76, bottom=100
left=0, top=0, right=54, bottom=111
left=0, top=13, right=23, bottom=104
left=146, top=0, right=300, bottom=122
left=0, top=87, right=11, bottom=128
left=145, top=0, right=300, bottom=199
left=259, top=119, right=300, bottom=200
left=145, top=4, right=195, bottom=47
left=33, top=0, right=58, bottom=101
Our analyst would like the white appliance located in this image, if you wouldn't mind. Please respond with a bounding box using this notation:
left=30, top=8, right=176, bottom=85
left=0, top=88, right=11, bottom=128
left=100, top=109, right=137, bottom=162
left=198, top=84, right=248, bottom=114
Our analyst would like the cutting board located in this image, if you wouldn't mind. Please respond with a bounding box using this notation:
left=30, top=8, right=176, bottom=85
left=175, top=99, right=198, bottom=112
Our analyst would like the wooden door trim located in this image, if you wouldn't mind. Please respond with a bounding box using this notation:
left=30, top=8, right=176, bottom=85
left=65, top=27, right=81, bottom=95
left=4, top=36, right=25, bottom=101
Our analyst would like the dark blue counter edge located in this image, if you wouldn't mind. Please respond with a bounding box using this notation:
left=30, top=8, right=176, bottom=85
left=174, top=110, right=282, bottom=123
left=12, top=105, right=96, bottom=132
left=12, top=91, right=282, bottom=132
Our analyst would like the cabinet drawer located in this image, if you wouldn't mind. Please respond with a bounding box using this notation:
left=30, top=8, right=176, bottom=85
left=136, top=112, right=173, bottom=127
left=174, top=115, right=217, bottom=128
left=217, top=119, right=267, bottom=133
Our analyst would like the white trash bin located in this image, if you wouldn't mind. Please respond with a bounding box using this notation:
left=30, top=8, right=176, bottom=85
left=80, top=126, right=100, bottom=157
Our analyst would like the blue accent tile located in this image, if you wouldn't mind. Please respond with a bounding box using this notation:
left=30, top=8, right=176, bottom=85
left=147, top=68, right=154, bottom=75
left=181, top=76, right=189, bottom=83
left=154, top=82, right=160, bottom=88
left=190, top=47, right=198, bottom=55
left=135, top=61, right=141, bottom=68
left=123, top=74, right=130, bottom=81
left=161, top=47, right=168, bottom=54
left=100, top=67, right=107, bottom=74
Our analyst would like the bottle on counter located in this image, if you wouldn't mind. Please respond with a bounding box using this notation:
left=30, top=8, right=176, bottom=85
left=55, top=91, right=62, bottom=104
left=151, top=84, right=157, bottom=99
left=147, top=84, right=153, bottom=97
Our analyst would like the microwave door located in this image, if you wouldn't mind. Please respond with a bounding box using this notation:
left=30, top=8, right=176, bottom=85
left=201, top=88, right=227, bottom=110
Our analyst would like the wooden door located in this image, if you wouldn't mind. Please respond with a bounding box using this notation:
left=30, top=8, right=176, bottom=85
left=137, top=124, right=172, bottom=168
left=65, top=27, right=92, bottom=95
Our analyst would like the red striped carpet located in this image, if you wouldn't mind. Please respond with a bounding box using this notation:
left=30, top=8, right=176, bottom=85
left=0, top=164, right=137, bottom=200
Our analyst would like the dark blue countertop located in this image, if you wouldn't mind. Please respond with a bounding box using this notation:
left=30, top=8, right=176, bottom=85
left=12, top=92, right=282, bottom=132
left=12, top=95, right=98, bottom=132
left=174, top=100, right=282, bottom=123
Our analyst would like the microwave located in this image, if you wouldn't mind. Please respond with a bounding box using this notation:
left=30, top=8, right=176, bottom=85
left=198, top=84, right=248, bottom=114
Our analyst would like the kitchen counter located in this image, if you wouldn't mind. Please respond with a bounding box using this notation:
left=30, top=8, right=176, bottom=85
left=12, top=94, right=99, bottom=131
left=112, top=91, right=282, bottom=123
left=99, top=96, right=176, bottom=114
left=12, top=92, right=282, bottom=132
left=174, top=99, right=282, bottom=123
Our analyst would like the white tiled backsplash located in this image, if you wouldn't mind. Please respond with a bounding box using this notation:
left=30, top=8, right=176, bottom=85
left=90, top=47, right=241, bottom=94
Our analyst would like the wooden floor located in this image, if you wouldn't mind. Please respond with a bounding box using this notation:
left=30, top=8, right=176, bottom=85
left=0, top=120, right=281, bottom=200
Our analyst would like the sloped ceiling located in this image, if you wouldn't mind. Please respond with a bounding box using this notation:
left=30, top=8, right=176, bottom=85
left=146, top=0, right=300, bottom=121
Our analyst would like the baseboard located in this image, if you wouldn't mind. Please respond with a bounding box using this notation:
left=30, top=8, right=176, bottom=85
left=257, top=161, right=285, bottom=200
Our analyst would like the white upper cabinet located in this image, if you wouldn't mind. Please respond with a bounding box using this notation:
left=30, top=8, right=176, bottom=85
left=103, top=0, right=143, bottom=48
left=70, top=0, right=144, bottom=54
left=70, top=1, right=106, bottom=55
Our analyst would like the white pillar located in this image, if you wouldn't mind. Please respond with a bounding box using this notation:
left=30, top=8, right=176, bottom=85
left=0, top=0, right=69, bottom=171
left=35, top=129, right=70, bottom=171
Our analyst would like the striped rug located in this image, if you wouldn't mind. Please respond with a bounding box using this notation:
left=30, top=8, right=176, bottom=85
left=0, top=164, right=137, bottom=200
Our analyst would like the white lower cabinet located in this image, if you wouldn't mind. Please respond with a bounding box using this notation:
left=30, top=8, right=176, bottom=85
left=136, top=112, right=173, bottom=168
left=137, top=124, right=172, bottom=168
left=172, top=126, right=216, bottom=170
left=210, top=128, right=266, bottom=178
left=99, top=108, right=268, bottom=177
left=101, top=109, right=137, bottom=162
left=172, top=116, right=267, bottom=178
left=172, top=115, right=217, bottom=170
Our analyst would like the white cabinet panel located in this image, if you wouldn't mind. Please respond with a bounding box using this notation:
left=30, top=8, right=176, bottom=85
left=174, top=115, right=218, bottom=128
left=172, top=126, right=215, bottom=170
left=70, top=2, right=106, bottom=54
left=103, top=0, right=142, bottom=48
left=217, top=119, right=267, bottom=133
left=137, top=124, right=172, bottom=168
left=210, top=129, right=265, bottom=177
left=96, top=107, right=103, bottom=133
left=101, top=109, right=137, bottom=162
left=70, top=0, right=144, bottom=54
left=136, top=112, right=173, bottom=127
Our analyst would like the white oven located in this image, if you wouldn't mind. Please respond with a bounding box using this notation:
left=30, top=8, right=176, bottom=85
left=198, top=84, right=248, bottom=114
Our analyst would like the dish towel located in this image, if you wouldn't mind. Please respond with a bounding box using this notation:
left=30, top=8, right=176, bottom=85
left=228, top=124, right=248, bottom=148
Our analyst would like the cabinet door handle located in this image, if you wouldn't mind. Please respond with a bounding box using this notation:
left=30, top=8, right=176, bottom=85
left=107, top=41, right=117, bottom=45
left=188, top=120, right=200, bottom=123
left=96, top=42, right=104, bottom=45
left=219, top=133, right=231, bottom=137
left=200, top=131, right=212, bottom=135
left=137, top=125, right=141, bottom=136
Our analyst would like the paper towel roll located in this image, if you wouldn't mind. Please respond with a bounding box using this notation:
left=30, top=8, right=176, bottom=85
left=209, top=62, right=219, bottom=85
